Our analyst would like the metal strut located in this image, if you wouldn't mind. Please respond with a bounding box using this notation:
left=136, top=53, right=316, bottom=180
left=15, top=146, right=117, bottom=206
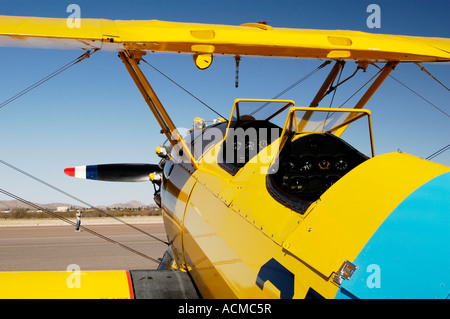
left=334, top=61, right=399, bottom=136
left=310, top=61, right=345, bottom=108
left=297, top=61, right=345, bottom=132
left=119, top=50, right=198, bottom=169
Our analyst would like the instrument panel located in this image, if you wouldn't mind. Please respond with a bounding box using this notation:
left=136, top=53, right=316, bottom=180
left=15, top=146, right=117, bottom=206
left=268, top=133, right=368, bottom=210
left=219, top=120, right=282, bottom=175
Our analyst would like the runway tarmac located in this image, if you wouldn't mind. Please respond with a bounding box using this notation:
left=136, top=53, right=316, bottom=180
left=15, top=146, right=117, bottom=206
left=0, top=222, right=168, bottom=272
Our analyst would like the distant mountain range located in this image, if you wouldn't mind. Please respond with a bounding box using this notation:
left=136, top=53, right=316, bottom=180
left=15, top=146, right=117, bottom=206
left=0, top=200, right=150, bottom=210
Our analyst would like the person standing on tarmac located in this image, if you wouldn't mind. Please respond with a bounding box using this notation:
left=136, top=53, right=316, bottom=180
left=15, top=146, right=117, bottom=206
left=75, top=210, right=82, bottom=232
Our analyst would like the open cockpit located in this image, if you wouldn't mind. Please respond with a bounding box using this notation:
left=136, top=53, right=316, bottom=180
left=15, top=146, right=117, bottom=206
left=181, top=99, right=375, bottom=214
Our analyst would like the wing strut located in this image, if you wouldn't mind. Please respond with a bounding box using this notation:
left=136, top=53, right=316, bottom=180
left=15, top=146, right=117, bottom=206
left=297, top=61, right=345, bottom=132
left=309, top=61, right=345, bottom=108
left=118, top=50, right=198, bottom=169
left=334, top=61, right=399, bottom=136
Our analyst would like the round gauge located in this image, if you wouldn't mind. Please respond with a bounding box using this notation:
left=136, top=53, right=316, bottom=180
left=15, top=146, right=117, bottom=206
left=246, top=140, right=256, bottom=151
left=259, top=139, right=268, bottom=149
left=286, top=161, right=295, bottom=171
left=281, top=156, right=297, bottom=172
left=299, top=161, right=313, bottom=172
left=281, top=175, right=290, bottom=190
left=318, top=157, right=331, bottom=170
left=334, top=156, right=349, bottom=171
left=298, top=156, right=314, bottom=172
left=289, top=176, right=306, bottom=192
left=308, top=178, right=323, bottom=193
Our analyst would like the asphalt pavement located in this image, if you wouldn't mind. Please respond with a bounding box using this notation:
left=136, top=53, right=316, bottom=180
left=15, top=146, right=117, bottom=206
left=0, top=222, right=168, bottom=271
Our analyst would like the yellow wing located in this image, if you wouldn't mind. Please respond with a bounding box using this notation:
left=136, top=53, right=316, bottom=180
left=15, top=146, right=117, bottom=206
left=0, top=15, right=449, bottom=62
left=0, top=270, right=133, bottom=299
left=0, top=269, right=200, bottom=299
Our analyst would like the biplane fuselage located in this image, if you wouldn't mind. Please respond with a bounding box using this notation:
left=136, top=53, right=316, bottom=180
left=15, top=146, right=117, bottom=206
left=158, top=102, right=449, bottom=299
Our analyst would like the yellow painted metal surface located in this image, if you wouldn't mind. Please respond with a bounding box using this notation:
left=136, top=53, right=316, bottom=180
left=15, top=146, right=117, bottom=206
left=177, top=127, right=330, bottom=298
left=0, top=270, right=133, bottom=299
left=283, top=152, right=450, bottom=279
left=0, top=15, right=449, bottom=62
left=175, top=137, right=449, bottom=298
left=183, top=149, right=339, bottom=298
left=183, top=177, right=290, bottom=298
left=161, top=163, right=198, bottom=269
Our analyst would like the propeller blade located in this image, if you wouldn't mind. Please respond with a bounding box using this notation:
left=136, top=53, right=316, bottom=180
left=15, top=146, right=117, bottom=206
left=64, top=164, right=161, bottom=182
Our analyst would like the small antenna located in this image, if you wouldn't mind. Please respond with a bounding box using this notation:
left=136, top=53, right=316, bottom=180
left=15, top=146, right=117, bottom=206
left=235, top=55, right=241, bottom=88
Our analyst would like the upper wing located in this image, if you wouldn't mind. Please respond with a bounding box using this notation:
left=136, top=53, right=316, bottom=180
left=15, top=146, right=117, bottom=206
left=0, top=15, right=449, bottom=62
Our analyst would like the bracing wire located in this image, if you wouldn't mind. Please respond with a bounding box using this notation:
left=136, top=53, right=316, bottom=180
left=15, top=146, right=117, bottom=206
left=321, top=63, right=345, bottom=132
left=250, top=60, right=332, bottom=117
left=0, top=187, right=161, bottom=264
left=414, top=62, right=450, bottom=92
left=270, top=60, right=332, bottom=100
left=388, top=73, right=450, bottom=118
left=0, top=48, right=169, bottom=262
left=308, top=65, right=384, bottom=130
left=338, top=67, right=384, bottom=108
left=141, top=58, right=228, bottom=120
left=0, top=48, right=169, bottom=246
left=328, top=63, right=345, bottom=108
left=0, top=49, right=98, bottom=110
left=0, top=158, right=169, bottom=245
left=371, top=63, right=449, bottom=118
left=426, top=143, right=450, bottom=161
left=326, top=64, right=361, bottom=97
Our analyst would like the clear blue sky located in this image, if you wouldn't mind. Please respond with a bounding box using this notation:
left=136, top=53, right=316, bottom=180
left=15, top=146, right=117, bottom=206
left=0, top=0, right=448, bottom=206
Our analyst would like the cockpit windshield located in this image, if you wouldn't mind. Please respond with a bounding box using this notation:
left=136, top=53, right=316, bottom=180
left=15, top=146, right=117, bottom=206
left=229, top=99, right=294, bottom=127
left=226, top=100, right=374, bottom=158
left=283, top=107, right=374, bottom=157
left=266, top=106, right=374, bottom=212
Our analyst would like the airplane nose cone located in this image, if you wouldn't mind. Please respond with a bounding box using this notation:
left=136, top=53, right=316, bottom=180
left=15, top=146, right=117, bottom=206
left=64, top=167, right=75, bottom=177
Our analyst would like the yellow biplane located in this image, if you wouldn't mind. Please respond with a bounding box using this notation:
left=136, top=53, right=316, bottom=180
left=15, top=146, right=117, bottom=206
left=0, top=15, right=449, bottom=299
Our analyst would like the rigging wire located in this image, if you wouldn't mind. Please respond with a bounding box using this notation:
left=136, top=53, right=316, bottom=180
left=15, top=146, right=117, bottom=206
left=426, top=143, right=450, bottom=161
left=0, top=187, right=161, bottom=264
left=388, top=74, right=450, bottom=118
left=141, top=57, right=228, bottom=120
left=309, top=64, right=384, bottom=133
left=321, top=63, right=346, bottom=132
left=0, top=158, right=169, bottom=245
left=0, top=48, right=169, bottom=245
left=325, top=64, right=361, bottom=97
left=338, top=66, right=384, bottom=108
left=250, top=60, right=332, bottom=117
left=328, top=63, right=345, bottom=108
left=372, top=63, right=449, bottom=118
left=270, top=60, right=332, bottom=100
left=414, top=62, right=450, bottom=92
left=0, top=49, right=98, bottom=110
left=0, top=48, right=169, bottom=262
